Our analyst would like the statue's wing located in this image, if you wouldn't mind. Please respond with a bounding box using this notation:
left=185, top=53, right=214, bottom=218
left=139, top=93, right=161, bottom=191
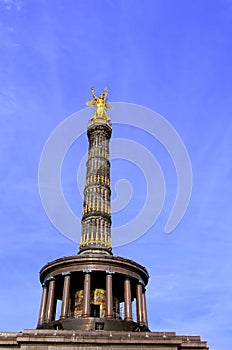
left=86, top=100, right=95, bottom=106
left=106, top=103, right=112, bottom=109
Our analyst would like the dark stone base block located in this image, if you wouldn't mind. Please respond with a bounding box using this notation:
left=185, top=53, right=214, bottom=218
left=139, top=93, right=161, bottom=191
left=0, top=329, right=209, bottom=349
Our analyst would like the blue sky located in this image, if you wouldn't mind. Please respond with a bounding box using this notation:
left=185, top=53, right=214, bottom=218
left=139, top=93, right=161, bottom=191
left=0, top=1, right=232, bottom=349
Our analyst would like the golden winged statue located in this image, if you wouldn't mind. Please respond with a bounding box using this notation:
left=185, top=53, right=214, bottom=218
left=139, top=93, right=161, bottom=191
left=86, top=87, right=112, bottom=121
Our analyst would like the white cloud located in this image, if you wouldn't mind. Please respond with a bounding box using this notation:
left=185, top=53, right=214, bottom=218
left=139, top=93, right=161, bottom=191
left=0, top=0, right=22, bottom=11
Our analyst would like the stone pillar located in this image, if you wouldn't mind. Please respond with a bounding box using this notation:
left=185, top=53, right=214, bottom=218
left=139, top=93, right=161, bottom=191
left=60, top=272, right=71, bottom=320
left=37, top=283, right=48, bottom=327
left=124, top=277, right=132, bottom=321
left=82, top=270, right=91, bottom=318
left=136, top=281, right=144, bottom=325
left=142, top=289, right=148, bottom=327
left=44, top=277, right=56, bottom=323
left=106, top=271, right=114, bottom=318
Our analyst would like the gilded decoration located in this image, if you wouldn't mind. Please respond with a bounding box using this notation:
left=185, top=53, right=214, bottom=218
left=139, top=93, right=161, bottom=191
left=73, top=289, right=83, bottom=317
left=86, top=87, right=112, bottom=122
left=90, top=288, right=106, bottom=318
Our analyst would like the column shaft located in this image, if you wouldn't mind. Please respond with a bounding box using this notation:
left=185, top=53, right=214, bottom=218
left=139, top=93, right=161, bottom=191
left=124, top=278, right=132, bottom=321
left=106, top=273, right=113, bottom=318
left=60, top=273, right=71, bottom=320
left=45, top=278, right=56, bottom=323
left=136, top=283, right=144, bottom=325
left=142, top=291, right=148, bottom=327
left=37, top=283, right=48, bottom=327
left=82, top=272, right=91, bottom=317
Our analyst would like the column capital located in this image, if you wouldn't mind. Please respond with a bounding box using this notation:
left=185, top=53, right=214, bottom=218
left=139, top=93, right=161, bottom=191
left=138, top=279, right=145, bottom=286
left=83, top=269, right=92, bottom=274
left=42, top=283, right=47, bottom=288
left=124, top=275, right=131, bottom=280
left=106, top=270, right=115, bottom=275
left=46, top=276, right=55, bottom=282
left=62, top=272, right=71, bottom=277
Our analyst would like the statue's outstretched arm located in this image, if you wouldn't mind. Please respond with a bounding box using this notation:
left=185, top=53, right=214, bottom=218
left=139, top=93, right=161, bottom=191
left=91, top=86, right=97, bottom=99
left=104, top=87, right=108, bottom=100
left=86, top=87, right=97, bottom=106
